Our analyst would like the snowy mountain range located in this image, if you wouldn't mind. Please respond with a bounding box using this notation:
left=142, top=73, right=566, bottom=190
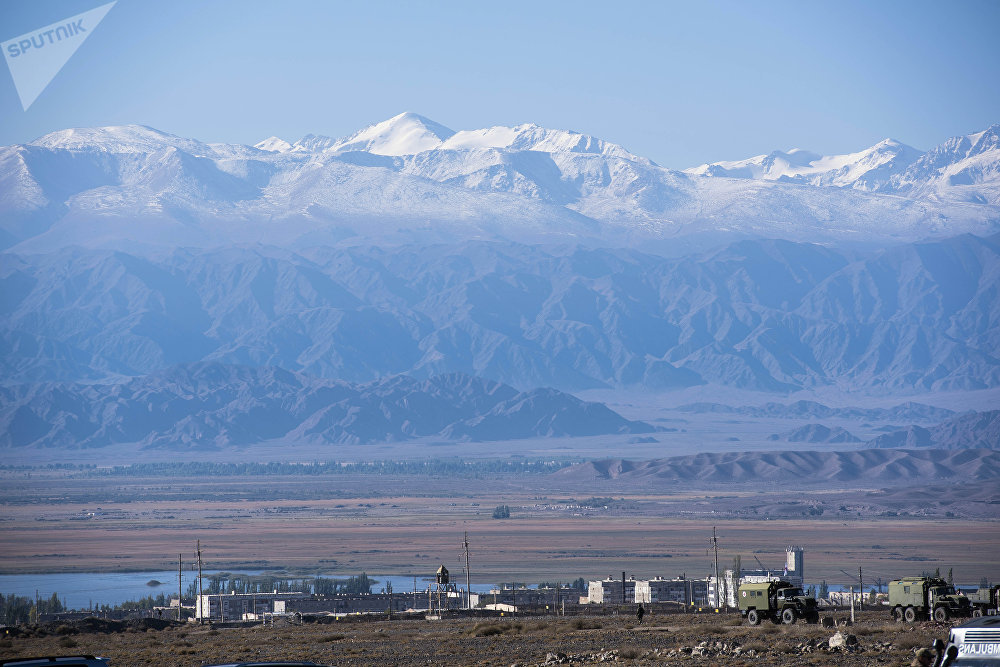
left=2, top=113, right=1000, bottom=412
left=685, top=126, right=1000, bottom=202
left=1, top=113, right=998, bottom=253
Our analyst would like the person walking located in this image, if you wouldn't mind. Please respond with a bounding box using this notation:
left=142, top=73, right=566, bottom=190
left=636, top=603, right=645, bottom=624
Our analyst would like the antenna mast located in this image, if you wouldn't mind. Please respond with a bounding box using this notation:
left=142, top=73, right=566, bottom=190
left=464, top=532, right=472, bottom=610
left=712, top=527, right=721, bottom=609
left=197, top=539, right=204, bottom=624
left=178, top=554, right=183, bottom=621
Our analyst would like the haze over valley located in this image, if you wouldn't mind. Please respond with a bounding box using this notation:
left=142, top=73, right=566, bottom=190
left=1, top=113, right=998, bottom=594
left=2, top=114, right=999, bottom=469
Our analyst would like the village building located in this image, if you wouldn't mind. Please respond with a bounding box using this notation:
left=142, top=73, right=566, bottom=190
left=634, top=576, right=708, bottom=605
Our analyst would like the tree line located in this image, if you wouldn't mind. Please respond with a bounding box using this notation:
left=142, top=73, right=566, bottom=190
left=186, top=573, right=376, bottom=597
left=0, top=592, right=64, bottom=625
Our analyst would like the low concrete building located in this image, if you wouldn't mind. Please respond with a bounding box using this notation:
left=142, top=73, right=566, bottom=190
left=196, top=592, right=309, bottom=621
left=276, top=594, right=410, bottom=615
left=587, top=576, right=637, bottom=605
left=635, top=577, right=708, bottom=605
left=477, top=587, right=561, bottom=609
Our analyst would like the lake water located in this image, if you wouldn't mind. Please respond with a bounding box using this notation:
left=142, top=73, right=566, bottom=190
left=0, top=572, right=496, bottom=610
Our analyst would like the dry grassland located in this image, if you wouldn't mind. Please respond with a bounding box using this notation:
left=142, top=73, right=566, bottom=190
left=2, top=487, right=997, bottom=582
left=0, top=611, right=951, bottom=666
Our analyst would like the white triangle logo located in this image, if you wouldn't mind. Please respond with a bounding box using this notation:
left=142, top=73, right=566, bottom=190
left=2, top=2, right=116, bottom=111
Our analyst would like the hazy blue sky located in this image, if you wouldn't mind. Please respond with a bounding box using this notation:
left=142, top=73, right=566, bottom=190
left=1, top=0, right=997, bottom=168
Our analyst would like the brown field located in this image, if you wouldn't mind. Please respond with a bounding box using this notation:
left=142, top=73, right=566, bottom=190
left=0, top=610, right=954, bottom=666
left=1, top=473, right=998, bottom=583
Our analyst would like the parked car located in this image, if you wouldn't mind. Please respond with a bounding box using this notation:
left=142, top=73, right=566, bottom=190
left=943, top=616, right=1000, bottom=665
left=0, top=657, right=110, bottom=667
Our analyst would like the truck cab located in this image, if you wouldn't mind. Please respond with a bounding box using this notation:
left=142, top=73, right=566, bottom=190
left=968, top=586, right=1000, bottom=618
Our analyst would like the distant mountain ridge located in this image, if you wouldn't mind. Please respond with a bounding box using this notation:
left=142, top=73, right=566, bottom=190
left=0, top=363, right=654, bottom=450
left=685, top=124, right=1000, bottom=203
left=867, top=410, right=1000, bottom=450
left=554, top=448, right=1000, bottom=486
left=767, top=424, right=862, bottom=443
left=675, top=400, right=957, bottom=422
left=2, top=234, right=998, bottom=392
left=2, top=114, right=998, bottom=252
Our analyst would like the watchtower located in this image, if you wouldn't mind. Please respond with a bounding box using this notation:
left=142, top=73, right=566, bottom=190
left=429, top=564, right=450, bottom=616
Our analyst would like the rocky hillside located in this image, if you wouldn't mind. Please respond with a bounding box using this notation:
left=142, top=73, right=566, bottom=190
left=767, top=424, right=861, bottom=443
left=867, top=410, right=1000, bottom=449
left=553, top=448, right=1000, bottom=486
left=2, top=234, right=998, bottom=393
left=0, top=364, right=653, bottom=449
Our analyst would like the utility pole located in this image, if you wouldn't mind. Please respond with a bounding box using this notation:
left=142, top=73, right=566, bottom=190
left=178, top=554, right=183, bottom=621
left=464, top=532, right=472, bottom=610
left=859, top=566, right=864, bottom=612
left=850, top=586, right=855, bottom=624
left=712, top=527, right=721, bottom=610
left=197, top=540, right=204, bottom=624
left=622, top=571, right=627, bottom=608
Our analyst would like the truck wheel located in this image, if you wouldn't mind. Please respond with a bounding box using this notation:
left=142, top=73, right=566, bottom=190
left=904, top=606, right=917, bottom=623
left=747, top=609, right=760, bottom=626
left=973, top=609, right=983, bottom=618
left=781, top=608, right=797, bottom=625
left=807, top=612, right=819, bottom=624
left=934, top=606, right=949, bottom=622
left=893, top=607, right=904, bottom=622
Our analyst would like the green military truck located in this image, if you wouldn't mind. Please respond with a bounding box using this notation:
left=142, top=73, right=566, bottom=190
left=738, top=580, right=819, bottom=626
left=967, top=585, right=1000, bottom=617
left=889, top=577, right=972, bottom=622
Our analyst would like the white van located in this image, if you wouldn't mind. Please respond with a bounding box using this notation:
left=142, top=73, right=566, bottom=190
left=945, top=616, right=1000, bottom=665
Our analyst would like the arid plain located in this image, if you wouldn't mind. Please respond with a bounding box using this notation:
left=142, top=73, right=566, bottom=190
left=2, top=470, right=997, bottom=585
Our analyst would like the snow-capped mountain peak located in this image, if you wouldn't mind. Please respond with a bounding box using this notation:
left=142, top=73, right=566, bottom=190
left=255, top=136, right=293, bottom=153
left=685, top=137, right=922, bottom=190
left=29, top=124, right=209, bottom=155
left=266, top=114, right=643, bottom=162
left=440, top=122, right=641, bottom=160
left=2, top=116, right=998, bottom=254
left=321, top=111, right=456, bottom=156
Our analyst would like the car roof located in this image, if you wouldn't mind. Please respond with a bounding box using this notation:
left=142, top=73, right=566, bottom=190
left=0, top=658, right=108, bottom=666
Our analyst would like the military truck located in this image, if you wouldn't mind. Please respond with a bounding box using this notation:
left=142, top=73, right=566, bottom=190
left=889, top=577, right=972, bottom=623
left=967, top=585, right=1000, bottom=617
left=738, top=580, right=819, bottom=626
